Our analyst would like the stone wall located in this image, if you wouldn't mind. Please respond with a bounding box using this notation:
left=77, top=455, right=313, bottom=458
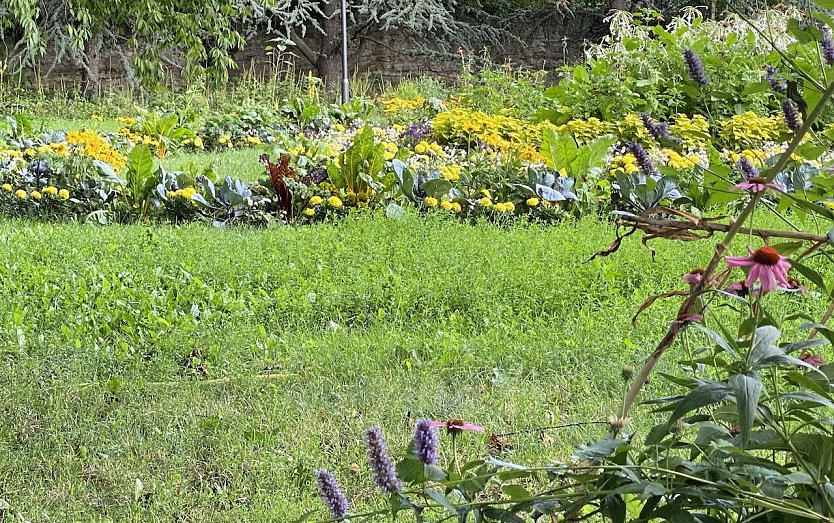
left=11, top=10, right=604, bottom=90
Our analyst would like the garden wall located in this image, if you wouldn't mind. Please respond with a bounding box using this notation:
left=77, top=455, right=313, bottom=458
left=13, top=10, right=603, bottom=89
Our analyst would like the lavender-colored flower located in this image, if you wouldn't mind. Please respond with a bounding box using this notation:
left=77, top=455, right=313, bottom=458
left=737, top=158, right=759, bottom=180
left=413, top=419, right=439, bottom=465
left=782, top=100, right=802, bottom=131
left=824, top=31, right=834, bottom=65
left=401, top=122, right=433, bottom=142
left=627, top=142, right=658, bottom=176
left=316, top=470, right=349, bottom=519
left=364, top=427, right=402, bottom=494
left=765, top=66, right=787, bottom=94
left=640, top=113, right=681, bottom=145
left=683, top=49, right=709, bottom=86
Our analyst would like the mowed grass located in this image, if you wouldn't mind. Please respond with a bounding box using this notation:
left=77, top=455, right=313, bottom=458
left=0, top=211, right=829, bottom=521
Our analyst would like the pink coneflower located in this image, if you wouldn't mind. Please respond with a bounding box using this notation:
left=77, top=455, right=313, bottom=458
left=734, top=176, right=783, bottom=193
left=725, top=246, right=791, bottom=293
left=430, top=419, right=485, bottom=435
left=723, top=281, right=749, bottom=298
left=800, top=351, right=825, bottom=368
left=683, top=268, right=705, bottom=284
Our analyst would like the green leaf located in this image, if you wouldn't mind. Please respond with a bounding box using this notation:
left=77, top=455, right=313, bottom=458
left=791, top=260, right=831, bottom=298
left=541, top=127, right=577, bottom=171
left=669, top=382, right=730, bottom=425
left=396, top=455, right=425, bottom=483
left=748, top=326, right=782, bottom=367
left=425, top=489, right=459, bottom=515
left=501, top=484, right=531, bottom=499
left=729, top=374, right=762, bottom=448
left=421, top=179, right=452, bottom=199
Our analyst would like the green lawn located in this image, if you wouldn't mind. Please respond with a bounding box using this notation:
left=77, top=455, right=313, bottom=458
left=0, top=211, right=827, bottom=521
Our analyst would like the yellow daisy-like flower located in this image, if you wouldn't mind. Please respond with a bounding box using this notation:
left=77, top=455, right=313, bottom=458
left=193, top=136, right=204, bottom=149
left=327, top=195, right=343, bottom=208
left=30, top=190, right=42, bottom=200
left=245, top=136, right=262, bottom=145
left=43, top=186, right=58, bottom=196
left=1, top=183, right=11, bottom=192
left=424, top=197, right=438, bottom=208
left=304, top=208, right=316, bottom=217
left=479, top=197, right=492, bottom=207
left=526, top=197, right=539, bottom=207
left=450, top=202, right=462, bottom=213
left=15, top=189, right=26, bottom=199
left=309, top=196, right=323, bottom=206
left=50, top=143, right=68, bottom=156
left=24, top=148, right=35, bottom=158
left=58, top=189, right=70, bottom=200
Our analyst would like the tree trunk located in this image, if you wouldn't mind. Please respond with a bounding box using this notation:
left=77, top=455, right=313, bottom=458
left=317, top=0, right=342, bottom=91
left=81, top=35, right=102, bottom=101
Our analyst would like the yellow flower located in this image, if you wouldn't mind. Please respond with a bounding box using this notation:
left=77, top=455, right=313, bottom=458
left=424, top=197, right=438, bottom=208
left=304, top=208, right=316, bottom=217
left=58, top=189, right=70, bottom=200
left=479, top=197, right=492, bottom=207
left=1, top=183, right=11, bottom=192
left=43, top=186, right=58, bottom=196
left=440, top=200, right=452, bottom=211
left=450, top=202, right=462, bottom=213
left=24, top=148, right=35, bottom=158
left=15, top=189, right=26, bottom=199
left=526, top=197, right=539, bottom=207
left=30, top=190, right=41, bottom=200
left=480, top=188, right=491, bottom=198
left=245, top=136, right=262, bottom=145
left=218, top=135, right=231, bottom=145
left=91, top=114, right=103, bottom=121
left=440, top=165, right=462, bottom=181
left=193, top=136, right=204, bottom=149
left=50, top=143, right=68, bottom=155
left=310, top=196, right=323, bottom=206
left=414, top=142, right=428, bottom=154
left=494, top=202, right=506, bottom=212
left=334, top=124, right=346, bottom=132
left=37, top=145, right=51, bottom=154
left=327, top=195, right=343, bottom=208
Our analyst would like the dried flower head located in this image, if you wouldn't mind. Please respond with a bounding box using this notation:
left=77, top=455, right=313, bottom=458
left=621, top=365, right=634, bottom=382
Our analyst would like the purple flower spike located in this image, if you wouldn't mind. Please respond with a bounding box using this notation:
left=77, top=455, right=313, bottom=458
left=316, top=470, right=350, bottom=519
left=640, top=113, right=681, bottom=145
left=737, top=158, right=760, bottom=180
left=824, top=31, right=834, bottom=65
left=414, top=419, right=439, bottom=465
left=364, top=427, right=402, bottom=494
left=781, top=100, right=802, bottom=131
left=627, top=142, right=658, bottom=176
left=683, top=49, right=709, bottom=86
left=765, top=66, right=787, bottom=94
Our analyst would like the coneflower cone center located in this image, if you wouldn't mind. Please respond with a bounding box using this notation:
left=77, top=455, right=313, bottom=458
left=748, top=176, right=767, bottom=184
left=752, top=246, right=781, bottom=266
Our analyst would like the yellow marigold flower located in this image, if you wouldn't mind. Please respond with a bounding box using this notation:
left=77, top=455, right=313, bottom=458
left=1, top=183, right=11, bottom=192
left=58, top=189, right=70, bottom=200
left=193, top=136, right=204, bottom=149
left=43, top=186, right=58, bottom=196
left=440, top=200, right=452, bottom=211
left=30, top=190, right=42, bottom=200
left=310, top=196, right=323, bottom=206
left=245, top=136, right=262, bottom=145
left=450, top=202, right=462, bottom=213
left=480, top=188, right=491, bottom=198
left=304, top=208, right=316, bottom=217
left=327, top=195, right=343, bottom=208
left=527, top=197, right=539, bottom=207
left=15, top=189, right=26, bottom=199
left=414, top=141, right=429, bottom=154
left=424, top=196, right=438, bottom=208
left=494, top=202, right=506, bottom=212
left=479, top=197, right=492, bottom=207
